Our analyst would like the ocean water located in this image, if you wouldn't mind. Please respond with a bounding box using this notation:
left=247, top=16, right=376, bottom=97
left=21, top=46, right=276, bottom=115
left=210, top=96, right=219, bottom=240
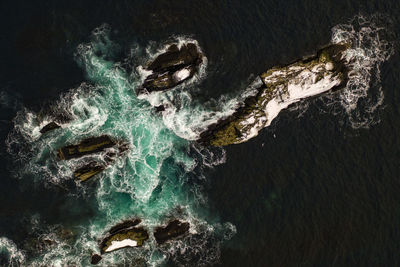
left=0, top=1, right=399, bottom=266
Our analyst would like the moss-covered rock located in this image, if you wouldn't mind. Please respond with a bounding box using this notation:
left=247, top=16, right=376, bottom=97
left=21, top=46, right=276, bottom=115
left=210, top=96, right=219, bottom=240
left=100, top=222, right=149, bottom=254
left=72, top=142, right=129, bottom=182
left=138, top=43, right=203, bottom=94
left=199, top=42, right=350, bottom=147
left=73, top=162, right=105, bottom=182
left=57, top=135, right=116, bottom=160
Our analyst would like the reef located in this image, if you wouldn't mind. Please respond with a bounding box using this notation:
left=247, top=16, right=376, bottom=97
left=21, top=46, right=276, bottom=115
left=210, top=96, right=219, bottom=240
left=198, top=42, right=350, bottom=146
left=154, top=220, right=190, bottom=245
left=137, top=43, right=203, bottom=94
left=99, top=220, right=149, bottom=254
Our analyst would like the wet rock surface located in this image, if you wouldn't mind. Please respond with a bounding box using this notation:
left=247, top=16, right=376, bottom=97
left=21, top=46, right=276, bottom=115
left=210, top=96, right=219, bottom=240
left=90, top=254, right=102, bottom=265
left=39, top=121, right=61, bottom=134
left=56, top=135, right=129, bottom=181
left=73, top=162, right=105, bottom=182
left=138, top=43, right=203, bottom=94
left=100, top=223, right=149, bottom=254
left=57, top=135, right=116, bottom=160
left=154, top=220, right=190, bottom=245
left=198, top=43, right=350, bottom=147
left=108, top=219, right=142, bottom=235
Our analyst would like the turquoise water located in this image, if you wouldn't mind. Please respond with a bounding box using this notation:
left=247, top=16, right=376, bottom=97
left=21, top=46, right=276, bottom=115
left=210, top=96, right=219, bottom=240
left=1, top=13, right=395, bottom=266
left=5, top=25, right=235, bottom=266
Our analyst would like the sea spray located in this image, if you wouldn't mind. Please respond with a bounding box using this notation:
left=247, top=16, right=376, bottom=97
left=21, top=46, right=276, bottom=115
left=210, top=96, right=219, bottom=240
left=4, top=14, right=394, bottom=266
left=6, top=25, right=235, bottom=266
left=196, top=14, right=394, bottom=146
left=0, top=237, right=25, bottom=267
left=327, top=14, right=395, bottom=128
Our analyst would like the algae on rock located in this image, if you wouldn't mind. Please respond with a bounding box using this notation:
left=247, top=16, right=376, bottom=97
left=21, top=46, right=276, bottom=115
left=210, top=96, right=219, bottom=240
left=99, top=220, right=148, bottom=254
left=199, top=43, right=349, bottom=147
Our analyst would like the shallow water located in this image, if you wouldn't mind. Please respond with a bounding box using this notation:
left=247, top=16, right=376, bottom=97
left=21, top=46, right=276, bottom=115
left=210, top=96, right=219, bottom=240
left=0, top=1, right=399, bottom=266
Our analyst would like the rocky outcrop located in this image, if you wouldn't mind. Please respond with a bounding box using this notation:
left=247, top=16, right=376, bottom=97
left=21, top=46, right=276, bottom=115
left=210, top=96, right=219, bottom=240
left=96, top=219, right=189, bottom=256
left=57, top=135, right=129, bottom=181
left=90, top=254, right=102, bottom=265
left=108, top=219, right=141, bottom=235
left=137, top=43, right=203, bottom=94
left=40, top=122, right=60, bottom=134
left=73, top=162, right=105, bottom=182
left=57, top=135, right=116, bottom=160
left=154, top=220, right=190, bottom=245
left=199, top=42, right=350, bottom=147
left=99, top=220, right=148, bottom=254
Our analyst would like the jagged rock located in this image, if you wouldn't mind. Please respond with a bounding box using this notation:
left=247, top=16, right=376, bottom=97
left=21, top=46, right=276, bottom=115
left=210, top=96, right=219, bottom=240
left=57, top=135, right=116, bottom=160
left=108, top=219, right=141, bottom=235
left=198, top=42, right=350, bottom=147
left=90, top=254, right=102, bottom=265
left=154, top=220, right=190, bottom=245
left=155, top=105, right=165, bottom=112
left=138, top=43, right=203, bottom=94
left=100, top=221, right=148, bottom=254
left=74, top=162, right=105, bottom=182
left=40, top=122, right=60, bottom=134
left=72, top=142, right=129, bottom=182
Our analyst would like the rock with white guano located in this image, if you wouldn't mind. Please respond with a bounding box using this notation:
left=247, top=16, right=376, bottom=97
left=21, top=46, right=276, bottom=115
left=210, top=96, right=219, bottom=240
left=198, top=42, right=350, bottom=147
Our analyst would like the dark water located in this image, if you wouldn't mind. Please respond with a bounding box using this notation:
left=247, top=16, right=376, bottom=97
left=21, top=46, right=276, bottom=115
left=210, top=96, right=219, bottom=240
left=0, top=0, right=399, bottom=266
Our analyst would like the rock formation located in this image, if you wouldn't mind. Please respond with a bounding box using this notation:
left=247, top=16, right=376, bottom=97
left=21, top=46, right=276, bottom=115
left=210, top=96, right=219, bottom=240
left=73, top=162, right=105, bottom=182
left=57, top=135, right=129, bottom=182
left=90, top=254, right=102, bottom=265
left=57, top=135, right=116, bottom=160
left=154, top=220, right=190, bottom=245
left=39, top=121, right=60, bottom=134
left=199, top=42, right=350, bottom=146
left=137, top=43, right=203, bottom=94
left=99, top=220, right=149, bottom=254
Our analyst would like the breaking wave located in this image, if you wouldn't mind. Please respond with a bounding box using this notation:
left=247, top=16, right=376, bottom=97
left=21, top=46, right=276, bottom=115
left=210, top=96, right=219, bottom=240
left=325, top=14, right=394, bottom=128
left=0, top=237, right=25, bottom=267
left=6, top=25, right=235, bottom=266
left=4, top=13, right=394, bottom=267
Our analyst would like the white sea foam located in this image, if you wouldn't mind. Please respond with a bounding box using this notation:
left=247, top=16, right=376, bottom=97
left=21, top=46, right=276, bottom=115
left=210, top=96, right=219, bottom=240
left=327, top=14, right=394, bottom=128
left=191, top=14, right=394, bottom=145
left=0, top=237, right=25, bottom=267
left=5, top=28, right=236, bottom=266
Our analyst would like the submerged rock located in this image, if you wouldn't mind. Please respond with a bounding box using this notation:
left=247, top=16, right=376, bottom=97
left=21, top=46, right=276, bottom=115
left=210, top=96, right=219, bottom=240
left=23, top=226, right=74, bottom=254
left=100, top=220, right=148, bottom=254
left=154, top=220, right=190, bottom=245
left=199, top=43, right=350, bottom=146
left=138, top=43, right=203, bottom=94
left=39, top=121, right=60, bottom=134
left=57, top=135, right=116, bottom=160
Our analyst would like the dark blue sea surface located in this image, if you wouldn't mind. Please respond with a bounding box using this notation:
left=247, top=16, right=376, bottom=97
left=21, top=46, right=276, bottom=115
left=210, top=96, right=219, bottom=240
left=0, top=0, right=399, bottom=266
